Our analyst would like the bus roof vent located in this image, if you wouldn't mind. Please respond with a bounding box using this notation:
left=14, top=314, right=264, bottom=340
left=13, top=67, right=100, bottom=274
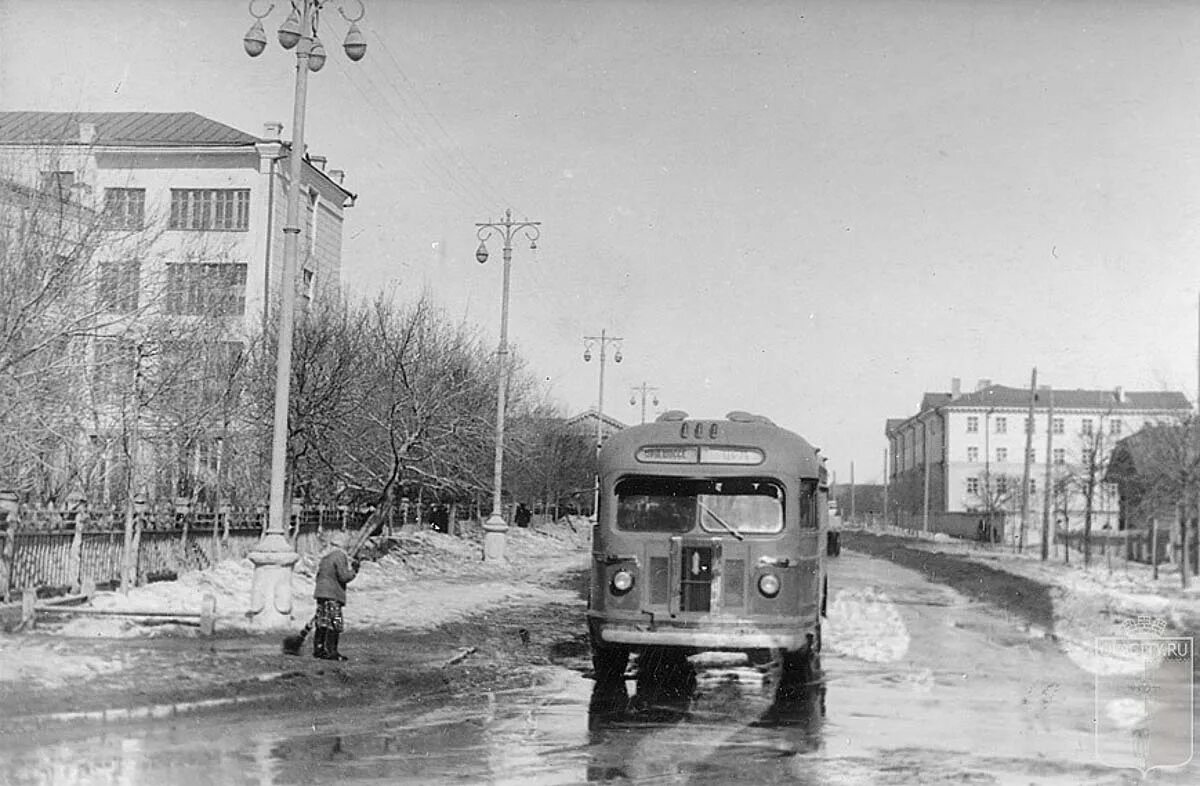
left=726, top=410, right=775, bottom=425
left=656, top=410, right=689, bottom=422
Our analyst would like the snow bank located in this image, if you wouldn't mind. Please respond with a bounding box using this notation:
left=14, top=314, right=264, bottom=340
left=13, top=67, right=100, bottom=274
left=21, top=520, right=591, bottom=642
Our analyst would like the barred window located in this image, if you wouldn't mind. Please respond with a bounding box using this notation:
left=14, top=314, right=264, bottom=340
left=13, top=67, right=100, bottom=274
left=166, top=262, right=248, bottom=315
left=1053, top=448, right=1066, bottom=465
left=966, top=477, right=980, bottom=495
left=169, top=189, right=250, bottom=231
left=97, top=259, right=140, bottom=313
left=103, top=188, right=145, bottom=229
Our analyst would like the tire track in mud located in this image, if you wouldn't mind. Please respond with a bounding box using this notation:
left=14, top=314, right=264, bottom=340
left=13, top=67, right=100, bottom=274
left=841, top=532, right=1056, bottom=632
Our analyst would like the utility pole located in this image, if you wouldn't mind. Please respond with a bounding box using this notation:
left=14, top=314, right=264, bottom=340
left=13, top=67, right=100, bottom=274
left=882, top=446, right=889, bottom=528
left=475, top=210, right=542, bottom=560
left=921, top=416, right=932, bottom=533
left=1019, top=367, right=1037, bottom=553
left=1041, top=385, right=1055, bottom=561
left=850, top=460, right=856, bottom=523
left=583, top=330, right=622, bottom=519
left=629, top=382, right=659, bottom=425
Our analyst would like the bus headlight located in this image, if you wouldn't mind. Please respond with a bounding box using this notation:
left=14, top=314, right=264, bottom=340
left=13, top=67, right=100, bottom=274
left=611, top=570, right=635, bottom=595
left=757, top=573, right=780, bottom=598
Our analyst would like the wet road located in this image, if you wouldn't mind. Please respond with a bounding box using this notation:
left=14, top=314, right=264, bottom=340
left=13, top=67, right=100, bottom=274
left=3, top=549, right=1196, bottom=785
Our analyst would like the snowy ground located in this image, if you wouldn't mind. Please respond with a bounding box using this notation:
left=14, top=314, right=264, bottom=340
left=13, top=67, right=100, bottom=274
left=0, top=521, right=591, bottom=690
left=851, top=523, right=1200, bottom=675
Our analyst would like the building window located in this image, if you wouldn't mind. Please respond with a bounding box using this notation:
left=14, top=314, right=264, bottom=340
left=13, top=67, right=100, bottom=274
left=169, top=189, right=250, bottom=231
left=996, top=447, right=1008, bottom=463
left=103, top=188, right=145, bottom=230
left=92, top=337, right=135, bottom=398
left=1029, top=478, right=1037, bottom=496
left=995, top=417, right=1007, bottom=434
left=1053, top=448, right=1065, bottom=465
left=1052, top=417, right=1064, bottom=435
left=1081, top=418, right=1093, bottom=436
left=166, top=261, right=248, bottom=315
left=1110, top=419, right=1123, bottom=436
left=1024, top=417, right=1035, bottom=434
left=97, top=259, right=140, bottom=313
left=966, top=477, right=979, bottom=496
left=966, top=416, right=978, bottom=434
left=40, top=170, right=76, bottom=201
left=1026, top=447, right=1036, bottom=463
left=996, top=476, right=1009, bottom=495
left=967, top=446, right=979, bottom=463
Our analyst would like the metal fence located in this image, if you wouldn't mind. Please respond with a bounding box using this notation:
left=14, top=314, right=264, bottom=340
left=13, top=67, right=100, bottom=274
left=0, top=506, right=373, bottom=600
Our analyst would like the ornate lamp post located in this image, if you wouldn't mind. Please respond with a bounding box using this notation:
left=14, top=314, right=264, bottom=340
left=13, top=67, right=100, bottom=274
left=583, top=330, right=622, bottom=520
left=629, top=382, right=659, bottom=425
left=475, top=209, right=541, bottom=561
left=242, top=0, right=367, bottom=628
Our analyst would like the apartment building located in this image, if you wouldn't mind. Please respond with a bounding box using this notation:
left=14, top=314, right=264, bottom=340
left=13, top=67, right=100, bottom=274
left=885, top=378, right=1192, bottom=540
left=0, top=111, right=355, bottom=504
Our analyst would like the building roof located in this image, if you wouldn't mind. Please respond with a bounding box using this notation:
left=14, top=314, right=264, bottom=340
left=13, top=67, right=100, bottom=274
left=922, top=384, right=1190, bottom=413
left=565, top=409, right=627, bottom=432
left=0, top=112, right=261, bottom=147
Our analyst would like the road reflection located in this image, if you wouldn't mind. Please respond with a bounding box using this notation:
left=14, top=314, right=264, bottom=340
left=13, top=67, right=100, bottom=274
left=585, top=651, right=826, bottom=784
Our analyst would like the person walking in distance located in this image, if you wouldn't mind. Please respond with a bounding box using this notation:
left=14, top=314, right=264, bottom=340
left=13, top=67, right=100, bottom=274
left=313, top=530, right=359, bottom=660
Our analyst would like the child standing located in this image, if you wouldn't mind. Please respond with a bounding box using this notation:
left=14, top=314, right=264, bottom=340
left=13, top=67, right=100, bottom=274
left=312, top=529, right=359, bottom=660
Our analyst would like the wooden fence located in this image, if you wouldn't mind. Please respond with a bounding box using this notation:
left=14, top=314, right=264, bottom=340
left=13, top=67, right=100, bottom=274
left=0, top=506, right=374, bottom=601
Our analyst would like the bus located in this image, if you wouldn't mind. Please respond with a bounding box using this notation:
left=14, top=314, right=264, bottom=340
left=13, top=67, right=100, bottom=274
left=587, top=409, right=829, bottom=692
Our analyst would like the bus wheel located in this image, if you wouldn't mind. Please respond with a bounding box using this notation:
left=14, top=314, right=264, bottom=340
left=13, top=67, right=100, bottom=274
left=778, top=647, right=821, bottom=700
left=592, top=645, right=629, bottom=687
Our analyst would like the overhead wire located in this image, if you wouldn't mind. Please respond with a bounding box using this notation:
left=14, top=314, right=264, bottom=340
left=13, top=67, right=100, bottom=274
left=322, top=14, right=516, bottom=217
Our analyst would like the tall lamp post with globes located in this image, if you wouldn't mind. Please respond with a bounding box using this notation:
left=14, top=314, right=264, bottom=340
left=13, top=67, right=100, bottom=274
left=583, top=330, right=622, bottom=520
left=475, top=209, right=541, bottom=561
left=629, top=382, right=659, bottom=425
left=242, top=0, right=367, bottom=628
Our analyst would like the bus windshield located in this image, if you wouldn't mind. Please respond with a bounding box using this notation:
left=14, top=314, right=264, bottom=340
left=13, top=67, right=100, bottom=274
left=615, top=476, right=785, bottom=534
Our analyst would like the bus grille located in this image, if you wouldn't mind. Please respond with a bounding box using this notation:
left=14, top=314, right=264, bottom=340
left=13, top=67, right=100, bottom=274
left=649, top=557, right=670, bottom=605
left=723, top=559, right=745, bottom=607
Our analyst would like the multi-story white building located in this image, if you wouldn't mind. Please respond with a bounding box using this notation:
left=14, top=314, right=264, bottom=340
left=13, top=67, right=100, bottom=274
left=0, top=111, right=354, bottom=332
left=0, top=111, right=355, bottom=504
left=885, top=379, right=1192, bottom=541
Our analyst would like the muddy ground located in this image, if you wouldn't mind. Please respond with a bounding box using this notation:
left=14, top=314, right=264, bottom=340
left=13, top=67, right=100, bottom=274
left=0, top=570, right=592, bottom=733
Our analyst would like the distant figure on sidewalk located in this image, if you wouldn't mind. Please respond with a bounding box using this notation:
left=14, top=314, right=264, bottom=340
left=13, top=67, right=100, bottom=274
left=514, top=503, right=532, bottom=528
left=313, top=530, right=359, bottom=661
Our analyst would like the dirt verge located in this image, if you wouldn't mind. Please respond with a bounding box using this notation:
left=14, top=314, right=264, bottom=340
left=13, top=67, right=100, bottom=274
left=841, top=531, right=1056, bottom=631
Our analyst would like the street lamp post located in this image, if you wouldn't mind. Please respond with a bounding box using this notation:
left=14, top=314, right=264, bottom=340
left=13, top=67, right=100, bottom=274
left=629, top=382, right=659, bottom=425
left=242, top=0, right=367, bottom=628
left=583, top=330, right=622, bottom=520
left=475, top=209, right=541, bottom=561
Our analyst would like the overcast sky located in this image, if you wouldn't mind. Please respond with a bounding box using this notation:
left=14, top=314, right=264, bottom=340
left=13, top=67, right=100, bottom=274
left=3, top=0, right=1199, bottom=483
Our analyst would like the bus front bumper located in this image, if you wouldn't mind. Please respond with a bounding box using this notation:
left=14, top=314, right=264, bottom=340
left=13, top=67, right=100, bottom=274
left=588, top=614, right=811, bottom=651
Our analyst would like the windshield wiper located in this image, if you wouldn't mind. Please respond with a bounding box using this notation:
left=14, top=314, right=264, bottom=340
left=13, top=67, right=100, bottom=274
left=697, top=501, right=744, bottom=541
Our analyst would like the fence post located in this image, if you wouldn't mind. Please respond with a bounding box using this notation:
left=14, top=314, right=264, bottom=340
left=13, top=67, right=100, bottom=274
left=199, top=593, right=216, bottom=636
left=0, top=524, right=13, bottom=604
left=1151, top=518, right=1159, bottom=580
left=21, top=587, right=36, bottom=630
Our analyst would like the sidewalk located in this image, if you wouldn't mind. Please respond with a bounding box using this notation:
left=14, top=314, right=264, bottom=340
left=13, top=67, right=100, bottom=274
left=0, top=522, right=591, bottom=730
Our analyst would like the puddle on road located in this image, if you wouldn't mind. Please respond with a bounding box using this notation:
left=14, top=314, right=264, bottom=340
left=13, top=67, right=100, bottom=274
left=5, top=550, right=1197, bottom=785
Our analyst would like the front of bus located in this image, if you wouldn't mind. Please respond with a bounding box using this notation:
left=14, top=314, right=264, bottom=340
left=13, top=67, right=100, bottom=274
left=587, top=411, right=825, bottom=663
